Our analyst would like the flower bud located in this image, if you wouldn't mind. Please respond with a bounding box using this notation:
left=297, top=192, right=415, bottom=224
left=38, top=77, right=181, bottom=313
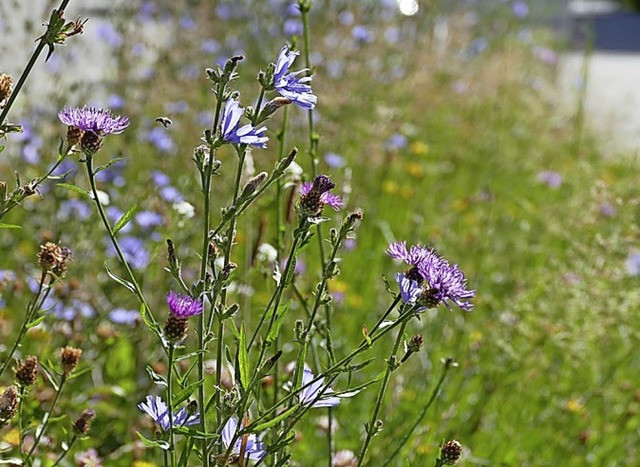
left=72, top=409, right=96, bottom=435
left=0, top=73, right=13, bottom=107
left=60, top=346, right=83, bottom=376
left=14, top=356, right=39, bottom=387
left=440, top=439, right=463, bottom=465
left=0, top=385, right=19, bottom=422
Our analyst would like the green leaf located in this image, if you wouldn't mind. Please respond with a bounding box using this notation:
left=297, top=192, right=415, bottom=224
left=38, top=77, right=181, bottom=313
left=0, top=145, right=5, bottom=154
left=113, top=203, right=137, bottom=234
left=266, top=300, right=291, bottom=345
left=103, top=261, right=136, bottom=294
left=238, top=324, right=250, bottom=391
left=57, top=138, right=64, bottom=160
left=145, top=365, right=168, bottom=387
left=174, top=349, right=208, bottom=362
left=26, top=314, right=46, bottom=329
left=38, top=362, right=60, bottom=391
left=93, top=157, right=124, bottom=174
left=251, top=405, right=298, bottom=432
left=56, top=182, right=90, bottom=197
left=137, top=432, right=170, bottom=450
left=173, top=380, right=202, bottom=407
left=0, top=223, right=21, bottom=229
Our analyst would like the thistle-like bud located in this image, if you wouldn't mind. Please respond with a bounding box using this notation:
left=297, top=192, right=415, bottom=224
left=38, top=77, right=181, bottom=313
left=60, top=346, right=83, bottom=376
left=440, top=439, right=463, bottom=465
left=80, top=131, right=103, bottom=156
left=164, top=315, right=189, bottom=342
left=0, top=73, right=14, bottom=107
left=37, top=242, right=72, bottom=275
left=72, top=409, right=96, bottom=435
left=276, top=147, right=298, bottom=173
left=239, top=172, right=268, bottom=200
left=0, top=385, right=19, bottom=422
left=14, top=356, right=39, bottom=387
left=401, top=334, right=424, bottom=363
left=260, top=97, right=292, bottom=119
left=66, top=125, right=83, bottom=150
left=193, top=144, right=211, bottom=165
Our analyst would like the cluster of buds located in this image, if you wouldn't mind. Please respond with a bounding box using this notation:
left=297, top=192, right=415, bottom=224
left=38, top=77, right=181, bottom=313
left=37, top=242, right=72, bottom=275
left=0, top=73, right=13, bottom=108
left=60, top=346, right=83, bottom=376
left=439, top=439, right=463, bottom=465
left=14, top=356, right=39, bottom=387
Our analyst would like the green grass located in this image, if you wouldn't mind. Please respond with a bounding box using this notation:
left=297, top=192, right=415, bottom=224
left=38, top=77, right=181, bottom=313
left=1, top=2, right=640, bottom=465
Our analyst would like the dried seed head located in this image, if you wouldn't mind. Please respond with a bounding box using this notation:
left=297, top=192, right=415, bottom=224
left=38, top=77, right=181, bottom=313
left=60, top=346, right=83, bottom=376
left=14, top=356, right=39, bottom=387
left=72, top=409, right=96, bottom=435
left=407, top=334, right=424, bottom=353
left=80, top=131, right=103, bottom=156
left=0, top=385, right=19, bottom=422
left=0, top=73, right=13, bottom=107
left=37, top=242, right=72, bottom=274
left=164, top=315, right=188, bottom=343
left=66, top=125, right=84, bottom=150
left=440, top=439, right=463, bottom=465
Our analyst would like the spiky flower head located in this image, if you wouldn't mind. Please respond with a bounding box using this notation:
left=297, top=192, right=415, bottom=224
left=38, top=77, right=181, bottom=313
left=72, top=409, right=96, bottom=435
left=138, top=395, right=200, bottom=431
left=220, top=99, right=268, bottom=148
left=297, top=175, right=343, bottom=217
left=0, top=385, right=19, bottom=422
left=60, top=346, right=83, bottom=376
left=58, top=106, right=129, bottom=156
left=273, top=46, right=317, bottom=110
left=440, top=439, right=463, bottom=465
left=14, top=356, right=39, bottom=387
left=388, top=242, right=475, bottom=311
left=37, top=242, right=72, bottom=275
left=166, top=291, right=203, bottom=319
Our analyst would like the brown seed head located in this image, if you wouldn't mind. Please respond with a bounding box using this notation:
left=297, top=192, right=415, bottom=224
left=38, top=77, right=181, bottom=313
left=14, top=356, right=39, bottom=387
left=0, top=73, right=13, bottom=106
left=80, top=131, right=103, bottom=156
left=72, top=409, right=96, bottom=435
left=66, top=125, right=84, bottom=150
left=60, top=346, right=83, bottom=376
left=440, top=439, right=463, bottom=465
left=0, top=385, right=19, bottom=421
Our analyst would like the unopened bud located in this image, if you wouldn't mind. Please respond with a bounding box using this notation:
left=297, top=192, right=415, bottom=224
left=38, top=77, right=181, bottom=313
left=261, top=97, right=292, bottom=119
left=239, top=172, right=268, bottom=200
left=440, top=439, right=463, bottom=465
left=0, top=73, right=13, bottom=106
left=14, top=356, right=39, bottom=387
left=72, top=409, right=96, bottom=435
left=0, top=385, right=18, bottom=422
left=60, top=346, right=83, bottom=376
left=276, top=147, right=298, bottom=172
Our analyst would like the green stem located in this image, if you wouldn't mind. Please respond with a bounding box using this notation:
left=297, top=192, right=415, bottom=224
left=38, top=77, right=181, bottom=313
left=25, top=375, right=67, bottom=463
left=0, top=0, right=72, bottom=129
left=167, top=344, right=176, bottom=467
left=382, top=359, right=455, bottom=466
left=51, top=434, right=77, bottom=467
left=357, top=319, right=410, bottom=466
left=0, top=271, right=47, bottom=378
left=84, top=156, right=156, bottom=329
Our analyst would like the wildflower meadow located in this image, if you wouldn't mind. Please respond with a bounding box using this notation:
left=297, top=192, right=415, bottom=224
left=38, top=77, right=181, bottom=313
left=1, top=1, right=639, bottom=466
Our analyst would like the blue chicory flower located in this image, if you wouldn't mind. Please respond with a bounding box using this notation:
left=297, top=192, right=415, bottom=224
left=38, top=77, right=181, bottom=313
left=299, top=369, right=342, bottom=408
left=138, top=395, right=200, bottom=431
left=220, top=100, right=268, bottom=148
left=274, top=46, right=317, bottom=110
left=221, top=417, right=266, bottom=461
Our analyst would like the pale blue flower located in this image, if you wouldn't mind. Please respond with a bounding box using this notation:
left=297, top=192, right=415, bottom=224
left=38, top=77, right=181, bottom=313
left=274, top=46, right=317, bottom=110
left=220, top=100, right=268, bottom=148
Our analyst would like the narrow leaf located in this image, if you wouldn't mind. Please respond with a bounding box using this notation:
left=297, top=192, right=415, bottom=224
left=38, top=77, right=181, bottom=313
left=251, top=405, right=298, bottom=432
left=145, top=365, right=168, bottom=387
left=93, top=157, right=124, bottom=174
left=266, top=300, right=291, bottom=345
left=238, top=325, right=250, bottom=391
left=56, top=182, right=90, bottom=197
left=137, top=432, right=170, bottom=450
left=0, top=223, right=21, bottom=229
left=113, top=203, right=137, bottom=234
left=173, top=380, right=202, bottom=407
left=26, top=314, right=46, bottom=329
left=103, top=261, right=136, bottom=294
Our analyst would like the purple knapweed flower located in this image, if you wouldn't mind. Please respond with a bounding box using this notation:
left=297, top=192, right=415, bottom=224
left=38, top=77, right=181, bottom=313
left=221, top=417, right=266, bottom=461
left=273, top=46, right=317, bottom=110
left=58, top=106, right=129, bottom=135
left=299, top=369, right=341, bottom=408
left=537, top=170, right=563, bottom=189
left=166, top=291, right=203, bottom=318
left=387, top=242, right=475, bottom=311
left=138, top=395, right=200, bottom=431
left=220, top=100, right=268, bottom=148
left=297, top=175, right=343, bottom=217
